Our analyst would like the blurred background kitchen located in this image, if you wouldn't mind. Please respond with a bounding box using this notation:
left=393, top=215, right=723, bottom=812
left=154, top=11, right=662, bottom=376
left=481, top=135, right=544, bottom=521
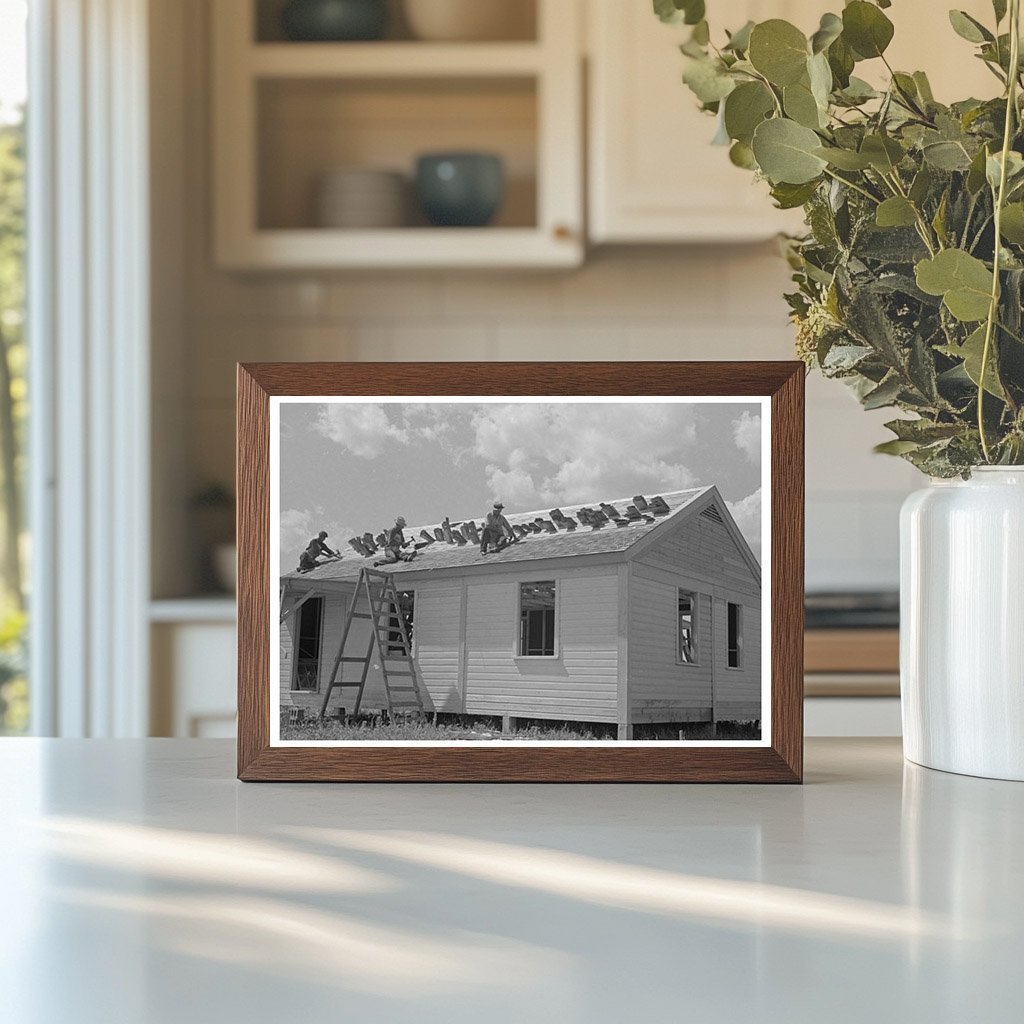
left=0, top=0, right=996, bottom=740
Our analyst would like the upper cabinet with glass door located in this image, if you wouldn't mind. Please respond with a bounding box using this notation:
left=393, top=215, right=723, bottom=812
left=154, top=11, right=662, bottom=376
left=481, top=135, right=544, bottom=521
left=212, top=0, right=584, bottom=269
left=586, top=0, right=998, bottom=244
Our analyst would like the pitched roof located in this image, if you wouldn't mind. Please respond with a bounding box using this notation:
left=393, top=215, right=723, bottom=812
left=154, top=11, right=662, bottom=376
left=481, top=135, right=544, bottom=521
left=284, top=487, right=715, bottom=584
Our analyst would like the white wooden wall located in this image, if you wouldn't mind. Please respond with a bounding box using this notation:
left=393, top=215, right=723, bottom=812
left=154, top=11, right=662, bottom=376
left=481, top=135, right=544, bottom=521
left=631, top=514, right=762, bottom=723
left=464, top=569, right=621, bottom=723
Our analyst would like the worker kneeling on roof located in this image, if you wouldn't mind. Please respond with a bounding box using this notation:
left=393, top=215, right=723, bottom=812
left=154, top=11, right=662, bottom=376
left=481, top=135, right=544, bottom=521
left=376, top=516, right=417, bottom=565
left=297, top=531, right=340, bottom=573
left=480, top=501, right=515, bottom=554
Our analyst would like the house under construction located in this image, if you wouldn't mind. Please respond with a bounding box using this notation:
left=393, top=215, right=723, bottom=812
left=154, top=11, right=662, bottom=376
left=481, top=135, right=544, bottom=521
left=278, top=486, right=762, bottom=738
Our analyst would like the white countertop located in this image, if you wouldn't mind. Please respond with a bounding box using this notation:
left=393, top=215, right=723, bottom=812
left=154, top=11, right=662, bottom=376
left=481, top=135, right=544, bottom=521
left=0, top=738, right=1020, bottom=1023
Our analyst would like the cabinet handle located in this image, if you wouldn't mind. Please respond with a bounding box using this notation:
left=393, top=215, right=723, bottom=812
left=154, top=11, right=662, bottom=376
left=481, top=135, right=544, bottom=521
left=553, top=224, right=574, bottom=241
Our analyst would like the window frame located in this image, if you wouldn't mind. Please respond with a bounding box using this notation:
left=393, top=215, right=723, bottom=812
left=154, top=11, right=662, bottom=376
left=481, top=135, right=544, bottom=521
left=727, top=601, right=743, bottom=670
left=292, top=595, right=325, bottom=692
left=676, top=588, right=700, bottom=666
left=516, top=579, right=559, bottom=659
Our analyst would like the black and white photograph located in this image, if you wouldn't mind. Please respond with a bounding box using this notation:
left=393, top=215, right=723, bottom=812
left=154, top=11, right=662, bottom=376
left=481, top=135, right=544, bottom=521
left=271, top=397, right=770, bottom=745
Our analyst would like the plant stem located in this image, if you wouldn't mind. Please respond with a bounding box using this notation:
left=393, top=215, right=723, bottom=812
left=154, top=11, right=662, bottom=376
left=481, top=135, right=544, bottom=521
left=884, top=171, right=939, bottom=254
left=979, top=0, right=1021, bottom=463
left=822, top=167, right=880, bottom=205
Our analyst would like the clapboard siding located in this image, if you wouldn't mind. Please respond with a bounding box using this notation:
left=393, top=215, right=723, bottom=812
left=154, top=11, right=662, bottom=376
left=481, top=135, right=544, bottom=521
left=637, top=514, right=760, bottom=598
left=412, top=581, right=463, bottom=712
left=630, top=508, right=762, bottom=723
left=465, top=572, right=621, bottom=722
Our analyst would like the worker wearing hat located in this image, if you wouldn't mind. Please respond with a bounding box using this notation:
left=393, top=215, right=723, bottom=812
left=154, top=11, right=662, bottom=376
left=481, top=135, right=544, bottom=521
left=377, top=515, right=416, bottom=565
left=480, top=501, right=515, bottom=555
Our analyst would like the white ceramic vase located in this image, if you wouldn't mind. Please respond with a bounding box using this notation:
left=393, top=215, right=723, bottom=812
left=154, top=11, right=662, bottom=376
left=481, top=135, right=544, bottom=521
left=900, top=467, right=1024, bottom=781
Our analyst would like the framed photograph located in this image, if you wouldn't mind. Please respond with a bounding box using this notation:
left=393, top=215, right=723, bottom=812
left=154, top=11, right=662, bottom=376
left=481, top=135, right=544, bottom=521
left=237, top=362, right=804, bottom=782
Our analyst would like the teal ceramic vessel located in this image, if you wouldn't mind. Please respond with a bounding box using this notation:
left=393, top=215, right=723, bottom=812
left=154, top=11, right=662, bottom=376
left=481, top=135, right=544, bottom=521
left=415, top=152, right=505, bottom=228
left=281, top=0, right=388, bottom=42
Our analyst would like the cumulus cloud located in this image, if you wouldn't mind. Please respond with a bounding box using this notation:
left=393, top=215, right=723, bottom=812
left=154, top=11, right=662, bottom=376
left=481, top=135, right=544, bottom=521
left=312, top=403, right=462, bottom=459
left=733, top=412, right=761, bottom=462
left=469, top=403, right=699, bottom=507
left=726, top=488, right=762, bottom=562
left=314, top=404, right=408, bottom=458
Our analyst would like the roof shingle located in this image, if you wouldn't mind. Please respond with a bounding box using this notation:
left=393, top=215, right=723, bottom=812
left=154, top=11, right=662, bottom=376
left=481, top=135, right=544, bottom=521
left=285, top=487, right=712, bottom=583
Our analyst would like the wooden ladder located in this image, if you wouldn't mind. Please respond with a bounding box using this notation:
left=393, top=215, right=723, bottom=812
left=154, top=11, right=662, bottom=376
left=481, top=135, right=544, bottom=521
left=318, top=567, right=427, bottom=721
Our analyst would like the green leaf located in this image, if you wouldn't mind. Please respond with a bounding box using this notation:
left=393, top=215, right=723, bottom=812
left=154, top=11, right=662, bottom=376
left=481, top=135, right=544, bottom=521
left=770, top=180, right=820, bottom=209
left=884, top=418, right=963, bottom=443
left=993, top=0, right=1008, bottom=24
left=923, top=140, right=972, bottom=171
left=842, top=1, right=895, bottom=59
left=948, top=10, right=994, bottom=44
left=827, top=35, right=856, bottom=88
left=748, top=20, right=809, bottom=86
left=967, top=144, right=991, bottom=194
left=915, top=250, right=994, bottom=322
left=862, top=374, right=903, bottom=409
left=682, top=57, right=736, bottom=104
left=932, top=190, right=950, bottom=247
left=814, top=146, right=872, bottom=170
left=875, top=439, right=922, bottom=455
left=860, top=133, right=904, bottom=173
left=876, top=197, right=918, bottom=228
left=784, top=80, right=824, bottom=129
left=729, top=140, right=757, bottom=169
left=913, top=71, right=935, bottom=104
left=810, top=12, right=843, bottom=54
left=653, top=0, right=705, bottom=26
left=751, top=118, right=828, bottom=184
left=837, top=76, right=879, bottom=104
left=723, top=81, right=775, bottom=144
left=808, top=51, right=833, bottom=109
left=1000, top=203, right=1024, bottom=245
left=986, top=150, right=1024, bottom=191
left=724, top=20, right=755, bottom=53
left=909, top=164, right=933, bottom=205
left=940, top=326, right=1006, bottom=398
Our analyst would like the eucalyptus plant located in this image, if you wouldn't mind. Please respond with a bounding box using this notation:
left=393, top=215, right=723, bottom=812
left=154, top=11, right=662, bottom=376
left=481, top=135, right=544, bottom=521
left=657, top=0, right=1024, bottom=475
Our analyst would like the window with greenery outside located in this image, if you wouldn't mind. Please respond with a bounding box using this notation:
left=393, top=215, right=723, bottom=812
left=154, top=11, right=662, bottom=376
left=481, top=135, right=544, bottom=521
left=657, top=0, right=1024, bottom=476
left=0, top=1, right=26, bottom=734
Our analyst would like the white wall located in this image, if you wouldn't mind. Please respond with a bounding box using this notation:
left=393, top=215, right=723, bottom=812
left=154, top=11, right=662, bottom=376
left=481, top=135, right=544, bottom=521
left=157, top=0, right=921, bottom=600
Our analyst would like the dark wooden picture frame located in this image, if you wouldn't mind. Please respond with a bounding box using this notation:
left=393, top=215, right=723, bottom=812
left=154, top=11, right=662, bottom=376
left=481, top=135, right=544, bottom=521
left=237, top=362, right=804, bottom=782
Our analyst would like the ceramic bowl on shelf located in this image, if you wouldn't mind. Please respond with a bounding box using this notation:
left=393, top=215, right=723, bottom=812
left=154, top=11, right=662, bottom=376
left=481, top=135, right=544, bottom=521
left=315, top=167, right=408, bottom=229
left=415, top=152, right=504, bottom=227
left=403, top=0, right=535, bottom=42
left=280, top=0, right=388, bottom=42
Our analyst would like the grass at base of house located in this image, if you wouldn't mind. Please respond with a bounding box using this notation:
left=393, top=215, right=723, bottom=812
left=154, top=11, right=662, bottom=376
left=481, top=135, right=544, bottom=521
left=280, top=712, right=760, bottom=742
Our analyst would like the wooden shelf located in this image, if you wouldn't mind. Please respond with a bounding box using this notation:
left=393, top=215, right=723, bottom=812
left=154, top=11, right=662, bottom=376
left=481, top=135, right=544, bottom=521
left=218, top=226, right=580, bottom=270
left=249, top=42, right=544, bottom=79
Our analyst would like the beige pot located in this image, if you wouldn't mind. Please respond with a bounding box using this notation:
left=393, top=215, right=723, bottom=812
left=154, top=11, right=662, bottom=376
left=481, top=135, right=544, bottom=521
left=404, top=0, right=535, bottom=42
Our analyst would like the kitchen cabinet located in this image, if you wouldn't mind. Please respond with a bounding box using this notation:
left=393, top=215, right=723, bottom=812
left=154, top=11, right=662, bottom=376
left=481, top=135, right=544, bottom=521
left=587, top=0, right=813, bottom=243
left=586, top=0, right=998, bottom=244
left=211, top=0, right=583, bottom=269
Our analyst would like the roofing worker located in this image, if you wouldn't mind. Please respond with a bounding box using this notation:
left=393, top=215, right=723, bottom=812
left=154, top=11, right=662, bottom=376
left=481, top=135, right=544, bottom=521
left=480, top=502, right=515, bottom=555
left=297, top=531, right=339, bottom=573
left=376, top=516, right=416, bottom=565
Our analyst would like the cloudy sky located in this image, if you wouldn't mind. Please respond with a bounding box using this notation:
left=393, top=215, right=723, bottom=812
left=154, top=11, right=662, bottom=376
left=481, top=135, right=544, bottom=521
left=277, top=400, right=764, bottom=568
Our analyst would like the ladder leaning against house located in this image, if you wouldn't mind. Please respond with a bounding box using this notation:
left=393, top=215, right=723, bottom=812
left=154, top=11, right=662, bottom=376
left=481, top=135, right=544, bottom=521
left=318, top=567, right=428, bottom=721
